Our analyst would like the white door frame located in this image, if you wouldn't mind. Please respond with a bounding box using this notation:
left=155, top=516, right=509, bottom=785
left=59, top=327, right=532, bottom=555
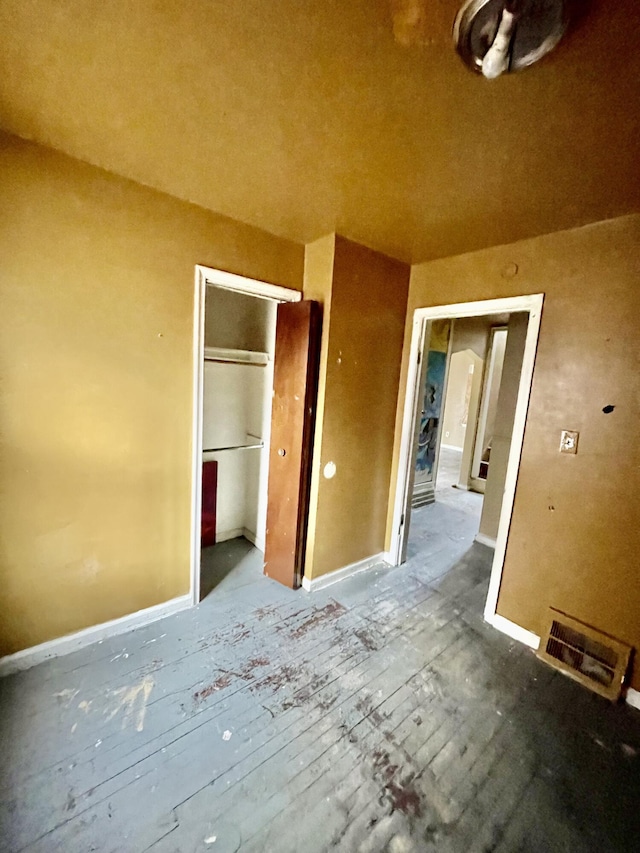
left=389, top=294, right=544, bottom=644
left=190, top=265, right=302, bottom=606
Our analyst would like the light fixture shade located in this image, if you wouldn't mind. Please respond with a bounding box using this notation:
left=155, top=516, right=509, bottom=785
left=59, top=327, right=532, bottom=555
left=454, top=0, right=570, bottom=75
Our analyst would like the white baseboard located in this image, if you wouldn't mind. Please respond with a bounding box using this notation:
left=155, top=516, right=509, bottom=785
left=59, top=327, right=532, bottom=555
left=216, top=528, right=244, bottom=543
left=626, top=688, right=640, bottom=711
left=0, top=594, right=191, bottom=678
left=486, top=612, right=541, bottom=650
left=212, top=528, right=265, bottom=550
left=302, top=552, right=387, bottom=593
left=242, top=528, right=264, bottom=553
left=475, top=532, right=497, bottom=549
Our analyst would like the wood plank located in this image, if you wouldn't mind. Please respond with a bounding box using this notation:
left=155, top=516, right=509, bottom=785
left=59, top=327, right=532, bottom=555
left=2, top=491, right=639, bottom=853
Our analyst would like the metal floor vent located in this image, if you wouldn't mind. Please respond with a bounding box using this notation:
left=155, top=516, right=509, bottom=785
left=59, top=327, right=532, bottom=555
left=538, top=609, right=632, bottom=701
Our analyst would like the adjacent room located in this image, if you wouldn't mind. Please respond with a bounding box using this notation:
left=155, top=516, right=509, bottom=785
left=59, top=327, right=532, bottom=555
left=405, top=311, right=528, bottom=584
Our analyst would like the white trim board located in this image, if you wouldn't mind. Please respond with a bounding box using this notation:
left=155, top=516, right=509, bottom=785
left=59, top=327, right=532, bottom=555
left=214, top=529, right=265, bottom=552
left=0, top=594, right=191, bottom=677
left=198, top=266, right=303, bottom=303
left=475, top=532, right=497, bottom=549
left=191, top=265, right=302, bottom=606
left=302, top=553, right=388, bottom=593
left=216, top=528, right=245, bottom=544
left=487, top=613, right=541, bottom=650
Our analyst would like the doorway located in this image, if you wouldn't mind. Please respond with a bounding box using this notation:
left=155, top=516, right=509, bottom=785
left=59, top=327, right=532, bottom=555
left=390, top=295, right=543, bottom=644
left=189, top=266, right=303, bottom=605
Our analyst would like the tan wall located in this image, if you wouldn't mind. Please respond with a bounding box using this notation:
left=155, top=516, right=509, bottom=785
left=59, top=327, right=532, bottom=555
left=458, top=352, right=485, bottom=491
left=451, top=316, right=495, bottom=359
left=476, top=328, right=507, bottom=469
left=441, top=350, right=475, bottom=451
left=305, top=236, right=410, bottom=579
left=447, top=315, right=497, bottom=486
left=0, top=132, right=303, bottom=656
left=478, top=314, right=527, bottom=541
left=388, top=215, right=640, bottom=689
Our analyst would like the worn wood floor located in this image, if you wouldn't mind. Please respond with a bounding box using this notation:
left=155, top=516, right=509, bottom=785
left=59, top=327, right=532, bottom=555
left=1, top=483, right=639, bottom=852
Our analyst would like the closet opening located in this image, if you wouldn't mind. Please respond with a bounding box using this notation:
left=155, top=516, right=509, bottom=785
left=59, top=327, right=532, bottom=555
left=200, top=284, right=276, bottom=599
left=190, top=266, right=318, bottom=604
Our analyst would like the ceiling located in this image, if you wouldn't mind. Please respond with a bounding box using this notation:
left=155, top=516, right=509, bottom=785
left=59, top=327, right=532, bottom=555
left=0, top=0, right=638, bottom=263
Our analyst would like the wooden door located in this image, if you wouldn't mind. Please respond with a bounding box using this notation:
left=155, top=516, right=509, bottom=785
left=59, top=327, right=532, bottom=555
left=264, top=300, right=321, bottom=588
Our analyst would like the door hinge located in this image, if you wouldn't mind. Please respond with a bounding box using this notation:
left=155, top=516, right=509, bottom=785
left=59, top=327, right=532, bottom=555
left=417, top=351, right=421, bottom=366
left=400, top=513, right=405, bottom=528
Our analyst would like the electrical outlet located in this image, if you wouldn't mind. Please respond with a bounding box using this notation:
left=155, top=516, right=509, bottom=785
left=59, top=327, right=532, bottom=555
left=559, top=430, right=579, bottom=454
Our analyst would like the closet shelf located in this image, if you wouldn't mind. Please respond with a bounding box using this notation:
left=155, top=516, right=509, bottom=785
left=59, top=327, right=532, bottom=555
left=204, top=346, right=269, bottom=366
left=203, top=441, right=264, bottom=453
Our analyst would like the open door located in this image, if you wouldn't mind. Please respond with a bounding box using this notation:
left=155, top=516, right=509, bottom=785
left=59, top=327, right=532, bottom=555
left=398, top=319, right=429, bottom=563
left=264, top=300, right=321, bottom=588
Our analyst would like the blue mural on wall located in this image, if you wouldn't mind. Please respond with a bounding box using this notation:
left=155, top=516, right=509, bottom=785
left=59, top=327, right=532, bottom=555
left=416, top=349, right=447, bottom=476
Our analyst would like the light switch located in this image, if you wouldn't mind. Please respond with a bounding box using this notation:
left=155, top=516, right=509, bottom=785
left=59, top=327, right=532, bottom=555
left=559, top=430, right=579, bottom=454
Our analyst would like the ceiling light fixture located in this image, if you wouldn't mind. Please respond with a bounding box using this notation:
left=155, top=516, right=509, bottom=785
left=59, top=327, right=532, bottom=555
left=453, top=0, right=570, bottom=79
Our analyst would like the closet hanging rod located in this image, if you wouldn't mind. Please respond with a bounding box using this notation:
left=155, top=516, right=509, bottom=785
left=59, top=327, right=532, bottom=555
left=203, top=357, right=267, bottom=367
left=203, top=347, right=269, bottom=366
left=203, top=442, right=264, bottom=453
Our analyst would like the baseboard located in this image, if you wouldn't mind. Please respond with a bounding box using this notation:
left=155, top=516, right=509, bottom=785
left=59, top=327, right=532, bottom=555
left=242, top=528, right=265, bottom=553
left=302, top=553, right=387, bottom=593
left=486, top=612, right=541, bottom=650
left=0, top=594, right=192, bottom=678
left=626, top=688, right=640, bottom=711
left=475, top=532, right=497, bottom=549
left=216, top=528, right=244, bottom=543
left=468, top=478, right=486, bottom=495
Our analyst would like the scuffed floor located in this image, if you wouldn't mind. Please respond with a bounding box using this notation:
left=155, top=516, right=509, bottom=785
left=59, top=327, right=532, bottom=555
left=1, top=494, right=639, bottom=852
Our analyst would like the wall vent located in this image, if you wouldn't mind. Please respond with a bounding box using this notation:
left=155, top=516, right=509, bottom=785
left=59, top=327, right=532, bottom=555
left=538, top=609, right=631, bottom=701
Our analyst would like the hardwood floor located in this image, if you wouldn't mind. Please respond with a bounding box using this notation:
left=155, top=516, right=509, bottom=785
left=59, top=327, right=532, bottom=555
left=1, top=490, right=639, bottom=852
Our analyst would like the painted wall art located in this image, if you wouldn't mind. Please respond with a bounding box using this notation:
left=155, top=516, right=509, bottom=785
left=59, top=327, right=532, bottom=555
left=415, top=349, right=447, bottom=478
left=414, top=319, right=451, bottom=490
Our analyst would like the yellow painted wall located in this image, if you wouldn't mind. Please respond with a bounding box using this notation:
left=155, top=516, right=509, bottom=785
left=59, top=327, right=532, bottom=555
left=388, top=215, right=640, bottom=689
left=0, top=132, right=303, bottom=656
left=305, top=236, right=410, bottom=579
